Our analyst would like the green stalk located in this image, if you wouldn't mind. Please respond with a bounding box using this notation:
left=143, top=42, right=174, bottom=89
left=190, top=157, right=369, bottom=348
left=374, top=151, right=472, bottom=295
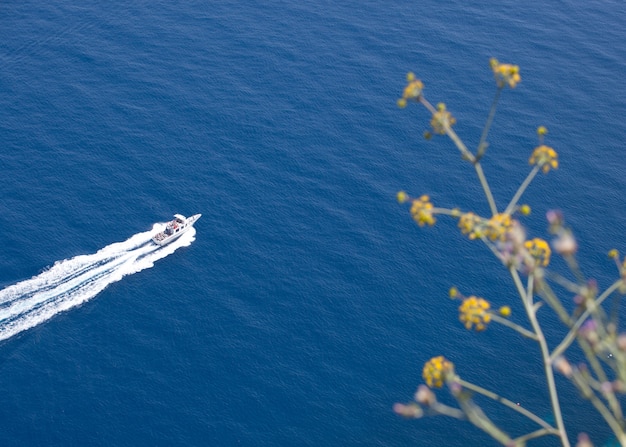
left=514, top=428, right=561, bottom=445
left=551, top=280, right=623, bottom=360
left=476, top=87, right=502, bottom=160
left=510, top=268, right=570, bottom=447
left=571, top=368, right=626, bottom=443
left=490, top=314, right=538, bottom=340
left=457, top=379, right=555, bottom=431
left=473, top=162, right=499, bottom=216
left=504, top=165, right=540, bottom=215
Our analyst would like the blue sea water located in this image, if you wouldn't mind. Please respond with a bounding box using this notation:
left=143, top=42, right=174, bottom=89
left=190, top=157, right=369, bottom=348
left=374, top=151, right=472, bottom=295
left=0, top=0, right=625, bottom=445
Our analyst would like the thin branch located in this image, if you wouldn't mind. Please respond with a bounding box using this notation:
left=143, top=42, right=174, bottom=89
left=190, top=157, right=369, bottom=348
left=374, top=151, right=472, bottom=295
left=490, top=314, right=538, bottom=340
left=552, top=280, right=624, bottom=360
left=457, top=379, right=553, bottom=430
left=504, top=165, right=540, bottom=215
left=473, top=162, right=499, bottom=216
left=513, top=428, right=561, bottom=445
left=476, top=87, right=502, bottom=160
left=510, top=267, right=571, bottom=447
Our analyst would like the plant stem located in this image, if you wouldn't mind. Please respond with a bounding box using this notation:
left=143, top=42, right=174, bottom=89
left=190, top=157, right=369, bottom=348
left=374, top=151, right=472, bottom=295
left=571, top=368, right=626, bottom=443
left=473, top=162, right=499, bottom=216
left=504, top=165, right=539, bottom=215
left=454, top=388, right=513, bottom=445
left=490, top=314, right=538, bottom=340
left=457, top=379, right=555, bottom=431
left=513, top=428, right=561, bottom=445
left=551, top=280, right=624, bottom=360
left=476, top=87, right=502, bottom=160
left=510, top=268, right=571, bottom=447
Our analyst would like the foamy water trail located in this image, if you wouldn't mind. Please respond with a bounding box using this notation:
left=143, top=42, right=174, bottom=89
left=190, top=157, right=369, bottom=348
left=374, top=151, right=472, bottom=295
left=0, top=224, right=196, bottom=341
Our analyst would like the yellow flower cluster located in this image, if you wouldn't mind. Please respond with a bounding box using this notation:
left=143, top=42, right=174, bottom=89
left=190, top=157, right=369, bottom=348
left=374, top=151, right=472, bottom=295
left=524, top=237, right=551, bottom=267
left=458, top=212, right=483, bottom=239
left=422, top=356, right=455, bottom=388
left=529, top=145, right=559, bottom=173
left=459, top=296, right=491, bottom=331
left=397, top=72, right=424, bottom=108
left=410, top=195, right=436, bottom=227
left=490, top=58, right=521, bottom=88
left=430, top=103, right=456, bottom=135
left=485, top=213, right=513, bottom=241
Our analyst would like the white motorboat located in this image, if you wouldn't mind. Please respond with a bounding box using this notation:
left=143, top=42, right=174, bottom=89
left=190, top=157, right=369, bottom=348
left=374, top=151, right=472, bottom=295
left=152, top=214, right=201, bottom=246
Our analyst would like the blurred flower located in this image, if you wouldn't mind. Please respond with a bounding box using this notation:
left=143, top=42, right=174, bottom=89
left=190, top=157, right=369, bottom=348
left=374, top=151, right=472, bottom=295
left=430, top=103, right=456, bottom=135
left=458, top=212, right=483, bottom=239
left=575, top=433, right=594, bottom=447
left=393, top=402, right=423, bottom=418
left=552, top=230, right=578, bottom=256
left=398, top=72, right=424, bottom=107
left=519, top=204, right=531, bottom=216
left=524, top=238, right=551, bottom=267
left=529, top=145, right=558, bottom=173
left=490, top=58, right=521, bottom=88
left=554, top=356, right=573, bottom=378
left=410, top=195, right=436, bottom=226
left=396, top=191, right=409, bottom=204
left=414, top=385, right=437, bottom=406
left=579, top=319, right=599, bottom=346
left=498, top=306, right=511, bottom=317
left=449, top=286, right=459, bottom=299
left=422, top=356, right=455, bottom=388
left=485, top=213, right=513, bottom=241
left=459, top=296, right=491, bottom=331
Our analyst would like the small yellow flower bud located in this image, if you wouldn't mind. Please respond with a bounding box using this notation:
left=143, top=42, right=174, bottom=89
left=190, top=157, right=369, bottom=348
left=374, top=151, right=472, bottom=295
left=449, top=286, right=458, bottom=299
left=608, top=249, right=619, bottom=259
left=397, top=191, right=409, bottom=204
left=406, top=72, right=416, bottom=82
left=450, top=208, right=461, bottom=217
left=537, top=126, right=548, bottom=136
left=397, top=98, right=407, bottom=108
left=499, top=306, right=511, bottom=317
left=519, top=204, right=531, bottom=216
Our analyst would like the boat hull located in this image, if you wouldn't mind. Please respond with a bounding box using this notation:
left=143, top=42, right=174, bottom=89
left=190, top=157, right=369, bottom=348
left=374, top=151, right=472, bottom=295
left=152, top=214, right=201, bottom=246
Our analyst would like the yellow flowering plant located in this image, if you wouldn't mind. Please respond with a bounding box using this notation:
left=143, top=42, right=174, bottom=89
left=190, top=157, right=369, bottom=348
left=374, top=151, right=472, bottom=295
left=394, top=60, right=626, bottom=447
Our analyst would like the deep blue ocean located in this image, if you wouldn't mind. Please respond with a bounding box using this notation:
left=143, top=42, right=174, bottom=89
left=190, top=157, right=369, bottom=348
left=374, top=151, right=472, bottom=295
left=1, top=1, right=625, bottom=445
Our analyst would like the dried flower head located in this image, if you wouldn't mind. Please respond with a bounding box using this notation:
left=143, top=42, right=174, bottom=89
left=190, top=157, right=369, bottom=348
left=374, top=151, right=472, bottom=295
left=490, top=58, right=521, bottom=88
left=410, top=195, right=436, bottom=227
left=524, top=238, right=552, bottom=267
left=422, top=356, right=455, bottom=388
left=459, top=296, right=491, bottom=331
left=430, top=103, right=456, bottom=135
left=393, top=403, right=423, bottom=418
left=552, top=230, right=578, bottom=257
left=485, top=213, right=513, bottom=242
left=529, top=145, right=559, bottom=173
left=398, top=72, right=424, bottom=107
left=414, top=384, right=437, bottom=406
left=458, top=212, right=483, bottom=240
left=553, top=356, right=573, bottom=378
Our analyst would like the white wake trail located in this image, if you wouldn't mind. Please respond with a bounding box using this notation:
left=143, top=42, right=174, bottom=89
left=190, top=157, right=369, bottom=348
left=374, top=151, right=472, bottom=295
left=0, top=224, right=196, bottom=342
